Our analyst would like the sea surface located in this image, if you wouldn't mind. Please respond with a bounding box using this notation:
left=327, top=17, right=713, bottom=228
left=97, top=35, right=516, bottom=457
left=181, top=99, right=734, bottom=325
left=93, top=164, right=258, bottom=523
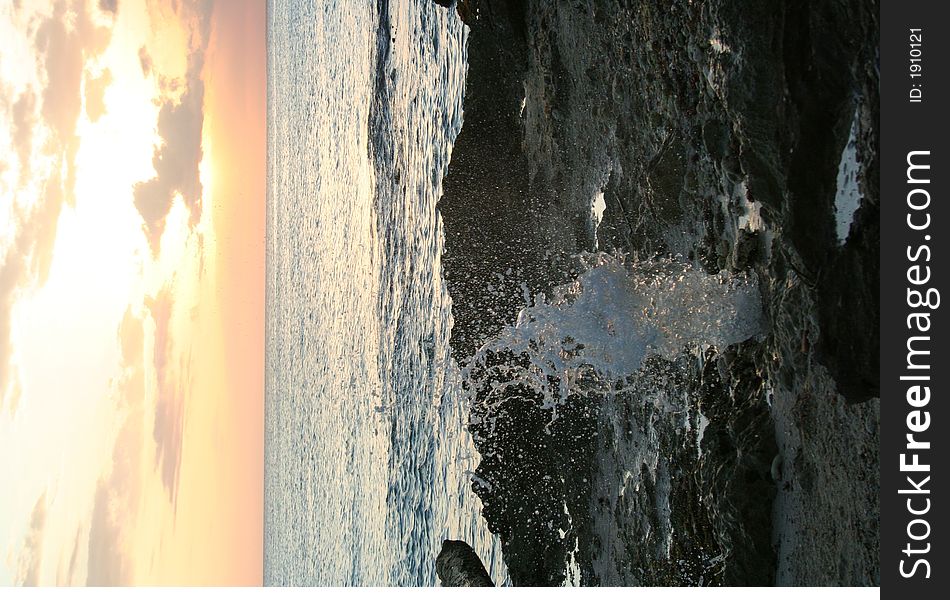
left=264, top=0, right=505, bottom=586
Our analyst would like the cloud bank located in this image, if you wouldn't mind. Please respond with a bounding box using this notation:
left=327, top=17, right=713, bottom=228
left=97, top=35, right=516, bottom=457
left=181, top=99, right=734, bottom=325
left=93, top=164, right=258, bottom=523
left=85, top=308, right=145, bottom=586
left=1, top=0, right=115, bottom=411
left=133, top=1, right=213, bottom=254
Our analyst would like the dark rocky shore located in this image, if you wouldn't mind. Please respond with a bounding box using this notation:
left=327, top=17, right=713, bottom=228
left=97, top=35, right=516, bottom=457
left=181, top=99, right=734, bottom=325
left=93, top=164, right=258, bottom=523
left=435, top=0, right=880, bottom=586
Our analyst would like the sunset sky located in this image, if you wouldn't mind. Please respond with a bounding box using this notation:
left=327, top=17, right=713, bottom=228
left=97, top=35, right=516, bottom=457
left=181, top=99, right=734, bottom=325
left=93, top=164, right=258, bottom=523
left=0, top=0, right=264, bottom=585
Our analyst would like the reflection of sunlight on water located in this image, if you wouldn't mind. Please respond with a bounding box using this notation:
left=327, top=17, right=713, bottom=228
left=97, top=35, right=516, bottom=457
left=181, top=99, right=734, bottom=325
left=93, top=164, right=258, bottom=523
left=266, top=0, right=506, bottom=586
left=266, top=0, right=391, bottom=585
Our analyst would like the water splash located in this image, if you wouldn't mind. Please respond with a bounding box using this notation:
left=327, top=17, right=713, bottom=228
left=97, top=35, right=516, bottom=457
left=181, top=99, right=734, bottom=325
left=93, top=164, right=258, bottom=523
left=465, top=253, right=765, bottom=414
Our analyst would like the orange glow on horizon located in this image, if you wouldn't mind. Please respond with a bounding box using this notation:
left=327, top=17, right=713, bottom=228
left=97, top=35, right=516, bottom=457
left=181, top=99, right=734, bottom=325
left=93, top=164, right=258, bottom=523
left=158, top=0, right=265, bottom=585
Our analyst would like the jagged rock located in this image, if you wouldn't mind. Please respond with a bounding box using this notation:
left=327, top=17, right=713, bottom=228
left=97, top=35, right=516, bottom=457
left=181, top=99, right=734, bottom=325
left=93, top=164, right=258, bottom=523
left=436, top=540, right=495, bottom=587
left=456, top=0, right=478, bottom=25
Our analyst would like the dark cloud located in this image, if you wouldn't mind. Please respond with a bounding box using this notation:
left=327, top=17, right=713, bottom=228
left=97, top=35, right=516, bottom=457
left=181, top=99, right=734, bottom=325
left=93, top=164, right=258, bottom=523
left=35, top=4, right=83, bottom=145
left=119, top=306, right=143, bottom=365
left=76, top=0, right=114, bottom=56
left=99, top=0, right=118, bottom=15
left=86, top=312, right=147, bottom=586
left=138, top=46, right=152, bottom=77
left=86, top=425, right=143, bottom=586
left=145, top=290, right=185, bottom=503
left=148, top=291, right=172, bottom=383
left=152, top=372, right=185, bottom=506
left=15, top=492, right=48, bottom=586
left=133, top=82, right=204, bottom=253
left=133, top=72, right=206, bottom=254
left=84, top=68, right=112, bottom=122
left=133, top=1, right=213, bottom=254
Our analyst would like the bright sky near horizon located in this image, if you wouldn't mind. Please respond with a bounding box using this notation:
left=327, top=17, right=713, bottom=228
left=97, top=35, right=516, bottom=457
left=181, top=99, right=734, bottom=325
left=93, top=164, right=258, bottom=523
left=0, top=0, right=264, bottom=585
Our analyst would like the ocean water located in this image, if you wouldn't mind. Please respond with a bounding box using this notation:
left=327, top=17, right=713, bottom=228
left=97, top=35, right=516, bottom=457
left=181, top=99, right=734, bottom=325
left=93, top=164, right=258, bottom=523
left=264, top=0, right=506, bottom=586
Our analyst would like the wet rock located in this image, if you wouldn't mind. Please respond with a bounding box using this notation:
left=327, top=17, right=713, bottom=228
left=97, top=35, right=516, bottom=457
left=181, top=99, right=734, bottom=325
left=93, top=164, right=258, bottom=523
left=436, top=540, right=495, bottom=587
left=733, top=229, right=760, bottom=272
left=467, top=349, right=597, bottom=586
